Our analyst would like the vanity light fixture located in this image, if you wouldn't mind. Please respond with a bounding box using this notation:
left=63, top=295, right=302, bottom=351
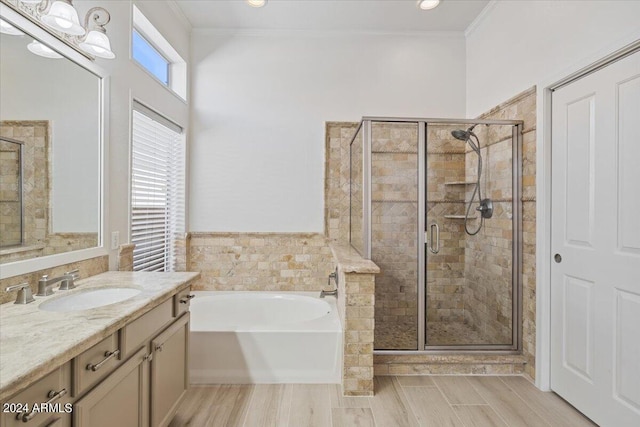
left=417, top=0, right=441, bottom=10
left=78, top=7, right=115, bottom=59
left=246, top=0, right=267, bottom=8
left=40, top=0, right=86, bottom=36
left=15, top=0, right=115, bottom=59
left=27, top=39, right=63, bottom=58
left=0, top=18, right=25, bottom=35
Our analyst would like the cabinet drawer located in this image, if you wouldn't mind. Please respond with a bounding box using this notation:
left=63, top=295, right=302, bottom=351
left=173, top=287, right=193, bottom=317
left=1, top=363, right=71, bottom=427
left=72, top=333, right=120, bottom=397
left=120, top=299, right=172, bottom=357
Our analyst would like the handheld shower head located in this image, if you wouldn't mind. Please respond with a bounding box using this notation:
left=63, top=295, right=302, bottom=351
left=451, top=129, right=470, bottom=141
left=451, top=124, right=477, bottom=141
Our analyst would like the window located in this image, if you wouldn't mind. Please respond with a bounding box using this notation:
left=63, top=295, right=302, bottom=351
left=132, top=30, right=169, bottom=85
left=132, top=5, right=187, bottom=100
left=131, top=102, right=185, bottom=272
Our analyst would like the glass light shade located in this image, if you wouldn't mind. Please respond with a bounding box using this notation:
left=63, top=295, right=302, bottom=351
left=418, top=0, right=440, bottom=10
left=247, top=0, right=267, bottom=8
left=27, top=40, right=63, bottom=59
left=41, top=0, right=85, bottom=36
left=0, top=19, right=25, bottom=36
left=79, top=30, right=115, bottom=59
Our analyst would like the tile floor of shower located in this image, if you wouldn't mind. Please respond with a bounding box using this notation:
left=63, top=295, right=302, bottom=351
left=169, top=376, right=595, bottom=427
left=375, top=321, right=487, bottom=349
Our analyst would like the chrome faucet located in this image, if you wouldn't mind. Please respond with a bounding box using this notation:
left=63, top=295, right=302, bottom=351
left=5, top=283, right=35, bottom=304
left=37, top=269, right=79, bottom=296
left=320, top=268, right=339, bottom=298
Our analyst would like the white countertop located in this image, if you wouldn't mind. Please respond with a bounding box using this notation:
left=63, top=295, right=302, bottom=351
left=0, top=271, right=200, bottom=401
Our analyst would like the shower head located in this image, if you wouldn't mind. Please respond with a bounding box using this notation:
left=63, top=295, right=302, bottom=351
left=451, top=124, right=477, bottom=141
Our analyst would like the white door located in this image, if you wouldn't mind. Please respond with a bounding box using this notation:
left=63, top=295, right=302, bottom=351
left=551, top=50, right=640, bottom=427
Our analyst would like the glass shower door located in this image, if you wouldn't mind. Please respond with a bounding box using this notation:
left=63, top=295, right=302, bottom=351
left=424, top=122, right=517, bottom=348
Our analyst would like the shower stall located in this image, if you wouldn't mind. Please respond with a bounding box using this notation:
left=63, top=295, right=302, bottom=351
left=349, top=118, right=523, bottom=351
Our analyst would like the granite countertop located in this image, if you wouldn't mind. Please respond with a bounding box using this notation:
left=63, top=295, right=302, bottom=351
left=0, top=271, right=200, bottom=401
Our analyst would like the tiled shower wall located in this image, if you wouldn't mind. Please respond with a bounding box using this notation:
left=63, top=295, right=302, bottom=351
left=475, top=88, right=537, bottom=378
left=424, top=125, right=468, bottom=345
left=370, top=123, right=419, bottom=350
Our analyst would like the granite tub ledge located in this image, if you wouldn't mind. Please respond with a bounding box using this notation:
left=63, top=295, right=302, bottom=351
left=0, top=271, right=200, bottom=401
left=329, top=241, right=380, bottom=274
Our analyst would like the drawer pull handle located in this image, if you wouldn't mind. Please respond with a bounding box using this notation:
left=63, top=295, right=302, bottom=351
left=86, top=349, right=120, bottom=372
left=179, top=294, right=195, bottom=304
left=18, top=388, right=67, bottom=422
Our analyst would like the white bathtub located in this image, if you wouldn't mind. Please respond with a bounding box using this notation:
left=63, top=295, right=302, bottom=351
left=189, top=291, right=342, bottom=384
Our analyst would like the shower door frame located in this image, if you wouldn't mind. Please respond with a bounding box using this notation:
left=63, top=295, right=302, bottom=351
left=357, top=117, right=524, bottom=353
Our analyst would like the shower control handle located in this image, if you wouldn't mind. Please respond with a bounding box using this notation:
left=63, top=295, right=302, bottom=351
left=428, top=223, right=440, bottom=254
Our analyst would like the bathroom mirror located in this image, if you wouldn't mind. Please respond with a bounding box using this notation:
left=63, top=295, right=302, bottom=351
left=0, top=6, right=106, bottom=272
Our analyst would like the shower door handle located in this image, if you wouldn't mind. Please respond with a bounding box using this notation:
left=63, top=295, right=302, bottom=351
left=429, top=223, right=440, bottom=254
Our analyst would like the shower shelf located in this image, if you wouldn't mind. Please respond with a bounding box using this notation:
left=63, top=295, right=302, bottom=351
left=444, top=181, right=476, bottom=185
left=444, top=215, right=477, bottom=219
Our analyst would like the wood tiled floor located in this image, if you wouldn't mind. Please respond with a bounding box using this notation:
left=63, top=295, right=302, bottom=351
left=169, top=376, right=597, bottom=427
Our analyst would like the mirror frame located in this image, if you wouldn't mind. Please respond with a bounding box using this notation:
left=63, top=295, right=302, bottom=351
left=0, top=3, right=109, bottom=278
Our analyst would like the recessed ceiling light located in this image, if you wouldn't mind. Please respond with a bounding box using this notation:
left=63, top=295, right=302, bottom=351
left=417, top=0, right=441, bottom=10
left=247, top=0, right=267, bottom=8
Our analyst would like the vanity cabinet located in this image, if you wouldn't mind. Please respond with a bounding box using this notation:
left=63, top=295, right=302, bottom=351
left=1, top=286, right=192, bottom=427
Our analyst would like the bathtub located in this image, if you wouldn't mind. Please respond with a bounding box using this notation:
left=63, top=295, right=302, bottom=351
left=189, top=291, right=342, bottom=384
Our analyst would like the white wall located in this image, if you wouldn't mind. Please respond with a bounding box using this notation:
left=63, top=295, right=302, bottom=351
left=466, top=0, right=640, bottom=117
left=76, top=0, right=191, bottom=268
left=190, top=31, right=466, bottom=232
left=0, top=35, right=100, bottom=232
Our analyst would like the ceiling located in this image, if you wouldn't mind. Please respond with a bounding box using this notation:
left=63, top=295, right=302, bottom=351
left=173, top=0, right=490, bottom=32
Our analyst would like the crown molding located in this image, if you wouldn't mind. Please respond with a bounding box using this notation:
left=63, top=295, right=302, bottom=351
left=166, top=0, right=192, bottom=33
left=464, top=0, right=498, bottom=38
left=192, top=27, right=465, bottom=39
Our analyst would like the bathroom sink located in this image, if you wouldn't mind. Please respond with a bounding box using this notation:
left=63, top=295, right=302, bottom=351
left=39, top=288, right=142, bottom=312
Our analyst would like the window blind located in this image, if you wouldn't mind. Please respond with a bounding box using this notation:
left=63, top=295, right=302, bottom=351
left=131, top=103, right=185, bottom=272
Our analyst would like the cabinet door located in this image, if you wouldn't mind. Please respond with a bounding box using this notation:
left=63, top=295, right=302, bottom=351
left=73, top=347, right=149, bottom=427
left=150, top=312, right=189, bottom=427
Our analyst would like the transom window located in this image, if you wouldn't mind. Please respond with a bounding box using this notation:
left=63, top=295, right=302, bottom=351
left=132, top=29, right=169, bottom=85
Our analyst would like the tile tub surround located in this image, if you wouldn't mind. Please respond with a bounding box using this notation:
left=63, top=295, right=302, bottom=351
left=188, top=232, right=334, bottom=291
left=0, top=254, right=109, bottom=304
left=0, top=271, right=200, bottom=401
left=329, top=242, right=379, bottom=396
